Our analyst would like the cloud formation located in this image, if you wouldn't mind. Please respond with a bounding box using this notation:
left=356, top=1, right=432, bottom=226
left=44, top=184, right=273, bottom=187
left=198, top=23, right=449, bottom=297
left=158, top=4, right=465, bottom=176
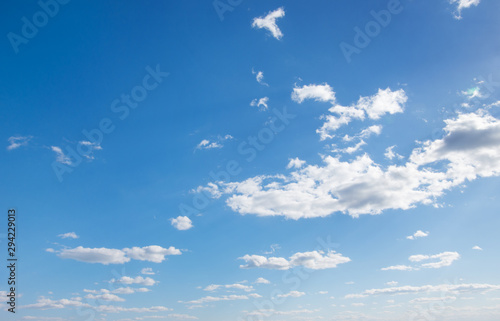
left=239, top=250, right=350, bottom=270
left=252, top=7, right=285, bottom=40
left=56, top=245, right=181, bottom=265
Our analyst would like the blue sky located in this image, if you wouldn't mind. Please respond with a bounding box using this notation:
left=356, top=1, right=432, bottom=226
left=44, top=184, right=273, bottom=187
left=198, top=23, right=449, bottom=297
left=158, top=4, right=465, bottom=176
left=1, top=0, right=500, bottom=320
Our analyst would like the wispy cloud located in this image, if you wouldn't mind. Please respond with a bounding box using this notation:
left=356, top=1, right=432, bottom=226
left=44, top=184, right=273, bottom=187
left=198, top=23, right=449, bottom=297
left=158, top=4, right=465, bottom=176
left=252, top=7, right=285, bottom=40
left=7, top=135, right=32, bottom=150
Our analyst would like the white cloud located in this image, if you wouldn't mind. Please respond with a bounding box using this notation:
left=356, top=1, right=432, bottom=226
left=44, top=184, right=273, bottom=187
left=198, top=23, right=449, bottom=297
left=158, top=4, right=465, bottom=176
left=184, top=294, right=250, bottom=305
left=56, top=245, right=181, bottom=265
left=451, top=0, right=481, bottom=19
left=252, top=69, right=269, bottom=86
left=287, top=157, right=306, bottom=169
left=472, top=245, right=483, bottom=251
left=346, top=283, right=500, bottom=299
left=7, top=135, right=32, bottom=150
left=78, top=140, right=102, bottom=160
left=58, top=246, right=130, bottom=265
left=196, top=135, right=233, bottom=150
left=382, top=251, right=460, bottom=271
left=252, top=7, right=285, bottom=40
left=250, top=97, right=269, bottom=111
left=292, top=83, right=336, bottom=104
left=84, top=287, right=150, bottom=295
left=406, top=230, right=429, bottom=240
left=171, top=216, right=193, bottom=231
left=51, top=146, right=72, bottom=165
left=386, top=281, right=399, bottom=286
left=84, top=293, right=125, bottom=302
left=315, top=87, right=406, bottom=140
left=204, top=283, right=254, bottom=292
left=343, top=125, right=382, bottom=142
left=58, top=232, right=79, bottom=239
left=141, top=267, right=156, bottom=275
left=409, top=251, right=460, bottom=269
left=239, top=250, right=350, bottom=270
left=199, top=110, right=500, bottom=220
left=276, top=291, right=305, bottom=298
left=167, top=314, right=199, bottom=320
left=381, top=265, right=414, bottom=271
left=255, top=277, right=271, bottom=284
left=123, top=246, right=182, bottom=263
left=111, top=276, right=157, bottom=286
left=22, top=297, right=90, bottom=309
left=385, top=145, right=404, bottom=160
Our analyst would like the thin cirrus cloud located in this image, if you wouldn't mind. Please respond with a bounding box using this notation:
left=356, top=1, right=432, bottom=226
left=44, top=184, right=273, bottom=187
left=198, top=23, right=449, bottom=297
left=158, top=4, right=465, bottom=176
left=450, top=0, right=481, bottom=19
left=55, top=245, right=181, bottom=265
left=196, top=135, right=233, bottom=150
left=382, top=251, right=460, bottom=271
left=197, top=107, right=500, bottom=220
left=50, top=146, right=72, bottom=165
left=252, top=7, right=285, bottom=40
left=171, top=216, right=193, bottom=231
left=6, top=135, right=32, bottom=150
left=239, top=250, right=351, bottom=270
left=203, top=283, right=254, bottom=292
left=345, top=282, right=500, bottom=299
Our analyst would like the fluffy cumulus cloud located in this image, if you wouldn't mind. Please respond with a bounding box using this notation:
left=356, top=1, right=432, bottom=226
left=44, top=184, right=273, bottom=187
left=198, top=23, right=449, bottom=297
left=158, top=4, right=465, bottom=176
left=287, top=157, right=306, bottom=169
left=123, top=246, right=182, bottom=263
left=57, top=246, right=130, bottom=265
left=56, top=245, right=181, bottom=265
left=239, top=250, right=350, bottom=270
left=58, top=232, right=79, bottom=239
left=276, top=291, right=305, bottom=298
left=315, top=87, right=407, bottom=140
left=171, top=216, right=193, bottom=231
left=472, top=245, right=483, bottom=251
left=292, top=83, right=336, bottom=104
left=450, top=0, right=481, bottom=19
left=252, top=7, right=285, bottom=40
left=7, top=135, right=32, bottom=150
left=197, top=110, right=500, bottom=220
left=382, top=251, right=460, bottom=271
left=255, top=277, right=271, bottom=284
left=84, top=293, right=125, bottom=302
left=406, top=230, right=429, bottom=240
